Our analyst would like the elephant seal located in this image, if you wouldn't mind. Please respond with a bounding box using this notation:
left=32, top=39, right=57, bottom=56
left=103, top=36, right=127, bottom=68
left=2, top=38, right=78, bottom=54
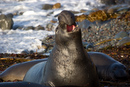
left=23, top=10, right=99, bottom=87
left=0, top=81, right=46, bottom=87
left=0, top=58, right=47, bottom=81
left=88, top=52, right=127, bottom=80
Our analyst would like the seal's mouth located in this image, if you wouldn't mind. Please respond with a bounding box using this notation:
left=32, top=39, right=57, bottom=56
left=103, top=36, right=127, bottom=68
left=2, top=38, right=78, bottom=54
left=67, top=25, right=76, bottom=32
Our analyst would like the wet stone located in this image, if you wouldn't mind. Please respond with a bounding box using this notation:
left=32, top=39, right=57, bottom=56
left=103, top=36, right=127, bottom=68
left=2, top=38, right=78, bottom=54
left=21, top=49, right=34, bottom=54
left=35, top=25, right=45, bottom=30
left=42, top=4, right=53, bottom=10
left=114, top=31, right=129, bottom=39
left=99, top=0, right=116, bottom=5
left=50, top=19, right=57, bottom=23
left=116, top=37, right=130, bottom=46
left=24, top=26, right=35, bottom=30
left=86, top=43, right=94, bottom=49
left=0, top=14, right=14, bottom=30
left=46, top=23, right=54, bottom=31
left=80, top=9, right=88, bottom=13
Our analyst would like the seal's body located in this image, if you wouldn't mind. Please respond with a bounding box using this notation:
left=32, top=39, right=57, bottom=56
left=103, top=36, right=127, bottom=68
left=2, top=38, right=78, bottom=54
left=0, top=81, right=46, bottom=87
left=88, top=52, right=127, bottom=80
left=0, top=58, right=47, bottom=81
left=23, top=10, right=99, bottom=87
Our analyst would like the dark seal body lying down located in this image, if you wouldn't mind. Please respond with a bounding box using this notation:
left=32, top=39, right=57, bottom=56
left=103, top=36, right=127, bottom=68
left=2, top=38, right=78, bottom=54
left=0, top=59, right=47, bottom=81
left=88, top=52, right=127, bottom=80
left=0, top=81, right=46, bottom=87
left=23, top=10, right=99, bottom=87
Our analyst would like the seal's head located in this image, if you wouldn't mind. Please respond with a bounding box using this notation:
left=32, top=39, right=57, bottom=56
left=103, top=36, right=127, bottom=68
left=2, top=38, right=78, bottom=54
left=55, top=10, right=81, bottom=45
left=58, top=10, right=76, bottom=31
left=108, top=63, right=127, bottom=79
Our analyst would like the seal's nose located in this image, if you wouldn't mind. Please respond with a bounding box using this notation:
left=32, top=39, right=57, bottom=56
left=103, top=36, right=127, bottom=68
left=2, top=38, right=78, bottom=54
left=114, top=69, right=127, bottom=79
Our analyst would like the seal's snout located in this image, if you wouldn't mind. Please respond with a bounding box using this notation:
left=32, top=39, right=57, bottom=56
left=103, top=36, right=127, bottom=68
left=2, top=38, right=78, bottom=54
left=113, top=64, right=127, bottom=79
left=114, top=69, right=127, bottom=79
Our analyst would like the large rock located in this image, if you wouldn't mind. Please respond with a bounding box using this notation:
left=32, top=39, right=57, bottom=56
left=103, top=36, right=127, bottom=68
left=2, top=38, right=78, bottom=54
left=35, top=25, right=45, bottom=30
left=99, top=0, right=116, bottom=5
left=42, top=3, right=61, bottom=10
left=42, top=4, right=53, bottom=10
left=99, top=0, right=126, bottom=5
left=0, top=14, right=13, bottom=30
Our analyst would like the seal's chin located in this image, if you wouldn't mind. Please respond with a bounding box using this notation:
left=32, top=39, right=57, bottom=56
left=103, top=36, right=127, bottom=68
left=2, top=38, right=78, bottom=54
left=67, top=25, right=76, bottom=32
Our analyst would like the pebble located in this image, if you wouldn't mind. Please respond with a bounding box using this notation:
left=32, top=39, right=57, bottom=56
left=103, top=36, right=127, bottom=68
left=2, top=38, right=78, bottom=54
left=46, top=23, right=55, bottom=31
left=86, top=43, right=94, bottom=49
left=35, top=25, right=45, bottom=30
left=24, top=26, right=35, bottom=30
left=80, top=9, right=87, bottom=13
left=50, top=19, right=57, bottom=23
left=114, top=31, right=129, bottom=39
left=46, top=11, right=54, bottom=16
left=21, top=49, right=34, bottom=54
left=116, top=37, right=130, bottom=46
left=82, top=41, right=88, bottom=46
left=21, top=49, right=30, bottom=54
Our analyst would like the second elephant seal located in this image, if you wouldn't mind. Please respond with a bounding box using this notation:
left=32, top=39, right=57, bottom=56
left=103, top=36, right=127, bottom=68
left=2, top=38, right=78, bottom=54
left=0, top=58, right=47, bottom=81
left=88, top=52, right=127, bottom=80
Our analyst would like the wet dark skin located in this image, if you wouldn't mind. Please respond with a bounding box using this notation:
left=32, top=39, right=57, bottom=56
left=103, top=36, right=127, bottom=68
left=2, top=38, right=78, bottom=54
left=0, top=81, right=46, bottom=87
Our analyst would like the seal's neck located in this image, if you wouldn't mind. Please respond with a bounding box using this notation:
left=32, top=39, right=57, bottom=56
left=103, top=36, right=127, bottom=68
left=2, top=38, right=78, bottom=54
left=55, top=31, right=83, bottom=50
